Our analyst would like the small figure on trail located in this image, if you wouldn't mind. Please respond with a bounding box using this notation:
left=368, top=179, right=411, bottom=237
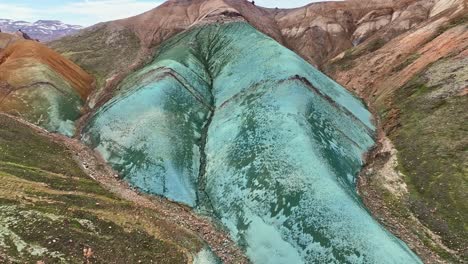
left=251, top=1, right=255, bottom=6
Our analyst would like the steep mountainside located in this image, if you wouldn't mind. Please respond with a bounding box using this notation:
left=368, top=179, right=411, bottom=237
left=81, top=21, right=422, bottom=263
left=49, top=0, right=466, bottom=106
left=0, top=113, right=226, bottom=263
left=324, top=8, right=468, bottom=262
left=0, top=19, right=82, bottom=42
left=0, top=38, right=94, bottom=136
left=0, top=0, right=464, bottom=263
left=49, top=0, right=467, bottom=262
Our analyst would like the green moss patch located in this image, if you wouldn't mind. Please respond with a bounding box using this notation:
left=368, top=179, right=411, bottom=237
left=392, top=53, right=421, bottom=73
left=388, top=65, right=467, bottom=255
left=0, top=115, right=85, bottom=178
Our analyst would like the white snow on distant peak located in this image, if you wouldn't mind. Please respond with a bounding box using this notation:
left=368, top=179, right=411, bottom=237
left=0, top=18, right=83, bottom=41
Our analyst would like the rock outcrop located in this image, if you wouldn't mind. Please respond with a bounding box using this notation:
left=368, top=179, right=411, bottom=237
left=323, top=4, right=467, bottom=261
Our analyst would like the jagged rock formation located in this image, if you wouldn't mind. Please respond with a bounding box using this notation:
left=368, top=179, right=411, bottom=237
left=16, top=29, right=35, bottom=41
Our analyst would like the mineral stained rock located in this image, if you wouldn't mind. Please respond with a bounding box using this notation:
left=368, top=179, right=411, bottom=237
left=83, top=22, right=421, bottom=264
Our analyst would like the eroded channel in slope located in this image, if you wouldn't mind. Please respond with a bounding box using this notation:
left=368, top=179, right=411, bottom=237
left=82, top=22, right=422, bottom=264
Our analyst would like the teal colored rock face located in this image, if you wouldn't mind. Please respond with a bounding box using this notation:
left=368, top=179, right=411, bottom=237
left=83, top=22, right=422, bottom=263
left=0, top=64, right=84, bottom=137
left=7, top=85, right=83, bottom=136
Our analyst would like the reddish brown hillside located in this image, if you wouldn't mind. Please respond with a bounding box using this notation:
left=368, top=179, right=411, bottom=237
left=0, top=40, right=93, bottom=99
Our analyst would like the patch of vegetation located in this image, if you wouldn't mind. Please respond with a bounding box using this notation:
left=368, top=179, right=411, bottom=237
left=367, top=38, right=386, bottom=53
left=323, top=49, right=356, bottom=74
left=1, top=204, right=184, bottom=264
left=392, top=53, right=421, bottom=73
left=324, top=38, right=386, bottom=74
left=387, top=72, right=467, bottom=257
left=0, top=115, right=86, bottom=178
left=0, top=114, right=202, bottom=263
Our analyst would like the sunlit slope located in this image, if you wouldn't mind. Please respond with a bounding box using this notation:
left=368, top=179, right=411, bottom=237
left=83, top=22, right=421, bottom=263
left=0, top=40, right=93, bottom=136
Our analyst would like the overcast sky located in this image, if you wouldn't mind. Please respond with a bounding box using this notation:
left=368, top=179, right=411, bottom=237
left=0, top=0, right=335, bottom=26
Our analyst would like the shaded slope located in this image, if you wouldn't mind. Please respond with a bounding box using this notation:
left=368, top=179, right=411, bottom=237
left=324, top=10, right=468, bottom=262
left=83, top=21, right=421, bottom=264
left=0, top=40, right=93, bottom=136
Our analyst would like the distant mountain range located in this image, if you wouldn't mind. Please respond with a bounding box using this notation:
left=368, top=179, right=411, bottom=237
left=0, top=19, right=82, bottom=42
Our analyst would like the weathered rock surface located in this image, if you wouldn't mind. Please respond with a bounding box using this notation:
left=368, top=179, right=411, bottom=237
left=0, top=0, right=465, bottom=263
left=50, top=0, right=465, bottom=99
left=0, top=37, right=94, bottom=135
left=323, top=2, right=467, bottom=262
left=82, top=21, right=422, bottom=264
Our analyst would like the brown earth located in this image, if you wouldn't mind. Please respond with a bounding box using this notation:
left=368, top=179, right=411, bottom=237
left=0, top=32, right=21, bottom=50
left=328, top=13, right=468, bottom=104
